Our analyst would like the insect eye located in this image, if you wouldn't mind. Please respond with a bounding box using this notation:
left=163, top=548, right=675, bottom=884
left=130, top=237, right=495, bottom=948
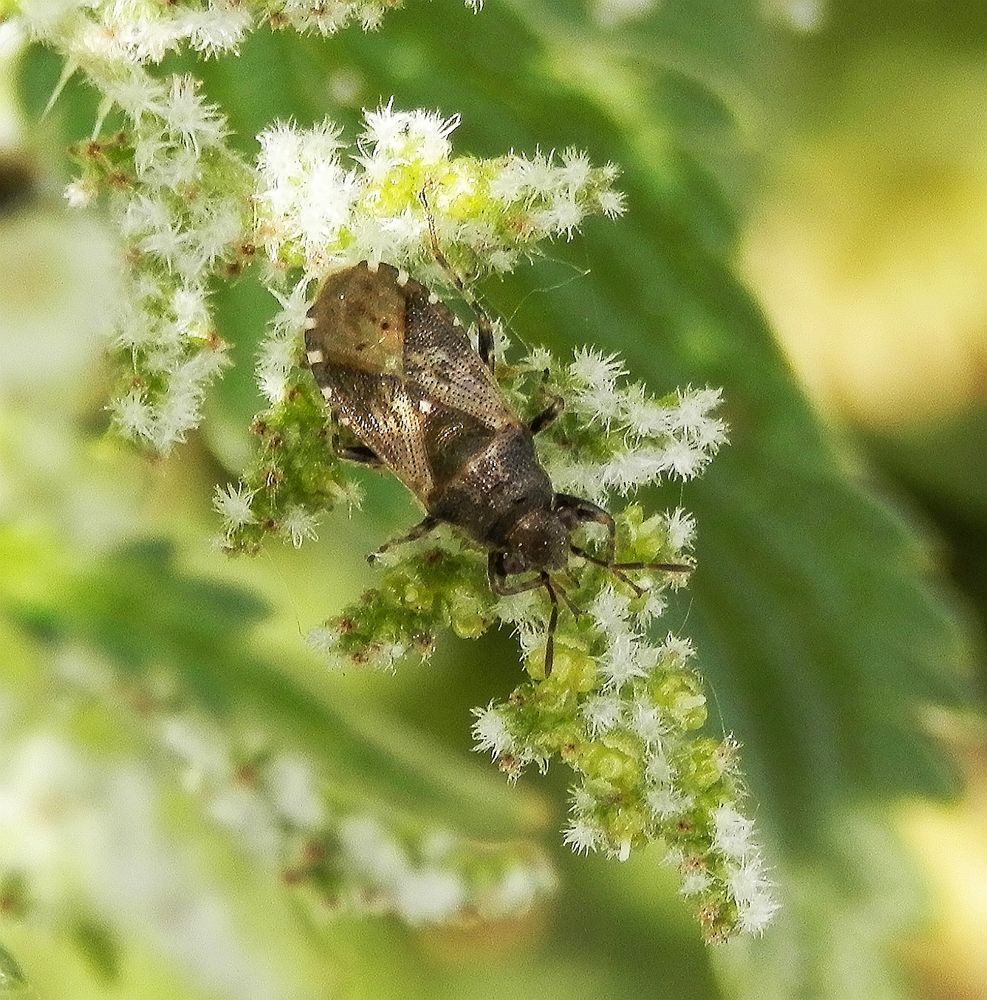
left=502, top=552, right=526, bottom=575
left=557, top=506, right=580, bottom=530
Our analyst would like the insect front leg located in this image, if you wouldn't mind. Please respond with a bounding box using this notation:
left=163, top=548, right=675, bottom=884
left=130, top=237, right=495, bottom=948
left=487, top=552, right=545, bottom=596
left=542, top=573, right=560, bottom=678
left=368, top=515, right=440, bottom=563
left=487, top=555, right=560, bottom=677
left=419, top=189, right=498, bottom=373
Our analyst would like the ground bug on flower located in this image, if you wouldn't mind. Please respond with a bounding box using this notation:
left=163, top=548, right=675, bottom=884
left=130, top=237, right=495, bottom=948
left=304, top=243, right=690, bottom=675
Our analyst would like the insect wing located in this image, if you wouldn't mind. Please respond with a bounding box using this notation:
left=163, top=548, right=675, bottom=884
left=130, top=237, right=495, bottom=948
left=306, top=262, right=522, bottom=506
left=324, top=366, right=434, bottom=500
left=403, top=289, right=517, bottom=433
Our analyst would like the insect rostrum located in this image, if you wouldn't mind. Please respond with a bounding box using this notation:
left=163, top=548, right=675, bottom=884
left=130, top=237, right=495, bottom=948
left=305, top=261, right=689, bottom=674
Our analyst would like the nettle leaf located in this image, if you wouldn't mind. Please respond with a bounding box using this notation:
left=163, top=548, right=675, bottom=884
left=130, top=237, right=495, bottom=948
left=204, top=0, right=972, bottom=822
left=189, top=0, right=972, bottom=990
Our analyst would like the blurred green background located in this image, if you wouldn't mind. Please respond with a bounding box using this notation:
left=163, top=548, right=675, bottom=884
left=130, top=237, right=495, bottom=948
left=2, top=0, right=986, bottom=997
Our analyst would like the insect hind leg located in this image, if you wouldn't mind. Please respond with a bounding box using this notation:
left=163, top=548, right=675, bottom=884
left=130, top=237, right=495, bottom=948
left=529, top=395, right=565, bottom=436
left=337, top=444, right=383, bottom=468
left=368, top=515, right=440, bottom=564
left=419, top=189, right=498, bottom=372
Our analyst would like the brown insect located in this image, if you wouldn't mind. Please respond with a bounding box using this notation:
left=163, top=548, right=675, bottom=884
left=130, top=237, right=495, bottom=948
left=304, top=253, right=689, bottom=675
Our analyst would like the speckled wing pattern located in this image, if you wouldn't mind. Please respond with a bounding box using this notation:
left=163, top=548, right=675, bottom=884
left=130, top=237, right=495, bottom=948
left=307, top=266, right=520, bottom=506
left=401, top=288, right=517, bottom=433
left=324, top=366, right=436, bottom=500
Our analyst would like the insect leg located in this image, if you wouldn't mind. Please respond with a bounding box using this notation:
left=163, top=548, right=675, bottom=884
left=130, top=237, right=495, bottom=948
left=487, top=556, right=562, bottom=678
left=419, top=189, right=498, bottom=372
left=558, top=495, right=692, bottom=593
left=528, top=395, right=565, bottom=436
left=569, top=544, right=646, bottom=597
left=487, top=552, right=545, bottom=596
left=474, top=309, right=497, bottom=373
left=542, top=573, right=559, bottom=678
left=569, top=541, right=693, bottom=598
left=337, top=445, right=383, bottom=468
left=368, top=515, right=440, bottom=563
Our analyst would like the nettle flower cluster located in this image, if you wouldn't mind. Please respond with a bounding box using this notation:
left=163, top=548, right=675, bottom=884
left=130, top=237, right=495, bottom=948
left=219, top=109, right=625, bottom=551
left=54, top=646, right=556, bottom=929
left=19, top=0, right=482, bottom=63
left=20, top=2, right=255, bottom=450
left=21, top=0, right=777, bottom=945
left=0, top=644, right=553, bottom=999
left=297, top=361, right=774, bottom=941
left=16, top=0, right=481, bottom=452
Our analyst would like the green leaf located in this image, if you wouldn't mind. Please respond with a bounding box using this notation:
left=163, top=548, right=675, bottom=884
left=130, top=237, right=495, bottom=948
left=190, top=0, right=975, bottom=841
left=192, top=0, right=971, bottom=991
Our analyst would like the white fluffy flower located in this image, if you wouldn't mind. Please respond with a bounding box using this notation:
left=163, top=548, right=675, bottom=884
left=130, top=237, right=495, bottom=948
left=665, top=506, right=696, bottom=552
left=305, top=626, right=339, bottom=655
left=471, top=704, right=515, bottom=759
left=111, top=388, right=156, bottom=441
left=646, top=787, right=693, bottom=820
left=727, top=855, right=780, bottom=935
left=562, top=817, right=600, bottom=855
left=581, top=694, right=624, bottom=737
left=569, top=346, right=627, bottom=419
left=155, top=74, right=225, bottom=150
left=213, top=483, right=257, bottom=531
left=713, top=805, right=756, bottom=860
left=64, top=177, right=96, bottom=207
left=629, top=697, right=664, bottom=745
left=657, top=633, right=695, bottom=667
left=587, top=585, right=631, bottom=631
left=680, top=869, right=712, bottom=897
left=599, top=631, right=650, bottom=688
left=282, top=506, right=319, bottom=548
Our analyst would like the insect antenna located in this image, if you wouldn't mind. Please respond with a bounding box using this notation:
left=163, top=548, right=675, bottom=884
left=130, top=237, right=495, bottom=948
left=551, top=576, right=581, bottom=618
left=419, top=189, right=465, bottom=295
left=569, top=544, right=693, bottom=598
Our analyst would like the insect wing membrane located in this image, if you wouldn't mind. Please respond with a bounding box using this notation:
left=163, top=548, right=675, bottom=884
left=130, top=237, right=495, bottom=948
left=307, top=262, right=523, bottom=510
left=402, top=293, right=515, bottom=433
left=325, top=367, right=434, bottom=500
